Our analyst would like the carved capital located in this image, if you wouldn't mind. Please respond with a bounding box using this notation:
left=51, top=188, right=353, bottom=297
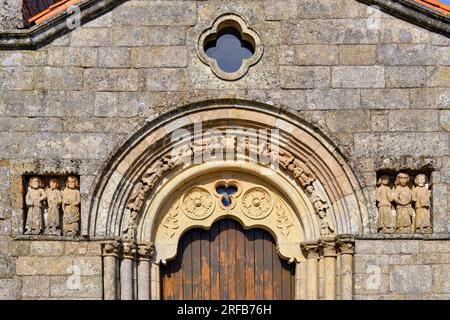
left=320, top=238, right=337, bottom=257
left=102, top=241, right=120, bottom=257
left=137, top=242, right=154, bottom=261
left=301, top=241, right=320, bottom=259
left=121, top=241, right=137, bottom=260
left=336, top=235, right=355, bottom=255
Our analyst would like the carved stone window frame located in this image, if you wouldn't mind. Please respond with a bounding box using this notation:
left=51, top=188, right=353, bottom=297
left=197, top=13, right=264, bottom=81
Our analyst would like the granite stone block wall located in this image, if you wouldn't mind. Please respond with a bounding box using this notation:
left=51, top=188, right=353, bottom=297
left=0, top=0, right=449, bottom=299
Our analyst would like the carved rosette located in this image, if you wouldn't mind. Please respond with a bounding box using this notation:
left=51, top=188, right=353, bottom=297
left=182, top=187, right=215, bottom=220
left=241, top=187, right=274, bottom=219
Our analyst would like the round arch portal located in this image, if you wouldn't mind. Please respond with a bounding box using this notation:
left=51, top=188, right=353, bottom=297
left=93, top=100, right=364, bottom=300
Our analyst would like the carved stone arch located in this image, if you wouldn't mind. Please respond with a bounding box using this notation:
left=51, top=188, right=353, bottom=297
left=92, top=99, right=364, bottom=300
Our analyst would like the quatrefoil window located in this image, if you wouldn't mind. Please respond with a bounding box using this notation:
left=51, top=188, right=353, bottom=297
left=198, top=14, right=264, bottom=81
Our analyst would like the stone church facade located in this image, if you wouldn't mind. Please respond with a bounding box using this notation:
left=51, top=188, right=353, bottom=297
left=0, top=0, right=449, bottom=300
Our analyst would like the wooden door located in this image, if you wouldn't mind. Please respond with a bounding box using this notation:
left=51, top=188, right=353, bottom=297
left=161, top=219, right=295, bottom=300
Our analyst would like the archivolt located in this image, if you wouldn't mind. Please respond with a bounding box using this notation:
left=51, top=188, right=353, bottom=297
left=87, top=100, right=369, bottom=245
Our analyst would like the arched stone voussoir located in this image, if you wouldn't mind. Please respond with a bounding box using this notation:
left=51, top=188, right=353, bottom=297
left=88, top=100, right=369, bottom=242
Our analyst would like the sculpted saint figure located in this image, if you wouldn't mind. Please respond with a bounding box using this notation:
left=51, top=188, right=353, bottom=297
left=306, top=185, right=334, bottom=236
left=142, top=160, right=170, bottom=187
left=288, top=159, right=316, bottom=187
left=376, top=175, right=395, bottom=233
left=62, top=176, right=80, bottom=237
left=45, top=178, right=62, bottom=235
left=25, top=176, right=46, bottom=235
left=412, top=174, right=432, bottom=233
left=393, top=173, right=414, bottom=233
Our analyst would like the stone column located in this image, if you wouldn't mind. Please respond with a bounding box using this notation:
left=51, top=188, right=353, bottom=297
left=321, top=237, right=337, bottom=300
left=102, top=241, right=119, bottom=300
left=301, top=241, right=319, bottom=300
left=137, top=242, right=154, bottom=300
left=337, top=235, right=355, bottom=300
left=295, top=260, right=307, bottom=300
left=151, top=263, right=161, bottom=300
left=120, top=241, right=137, bottom=300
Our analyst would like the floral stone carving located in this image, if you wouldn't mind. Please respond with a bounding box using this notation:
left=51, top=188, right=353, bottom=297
left=182, top=187, right=215, bottom=220
left=241, top=187, right=274, bottom=219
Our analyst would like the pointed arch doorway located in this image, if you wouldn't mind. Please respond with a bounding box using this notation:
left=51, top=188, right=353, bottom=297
left=161, top=219, right=296, bottom=300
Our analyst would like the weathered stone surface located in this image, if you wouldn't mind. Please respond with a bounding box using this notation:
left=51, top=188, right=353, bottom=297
left=326, top=110, right=371, bottom=133
left=377, top=44, right=436, bottom=66
left=279, top=45, right=338, bottom=65
left=280, top=66, right=330, bottom=89
left=50, top=276, right=102, bottom=298
left=111, top=1, right=196, bottom=26
left=0, top=0, right=449, bottom=302
left=353, top=133, right=449, bottom=157
left=21, top=276, right=50, bottom=298
left=16, top=256, right=74, bottom=276
left=0, top=0, right=22, bottom=30
left=390, top=265, right=432, bottom=294
left=71, top=28, right=110, bottom=47
left=30, top=241, right=64, bottom=256
left=332, top=66, right=385, bottom=88
left=361, top=89, right=409, bottom=109
left=0, top=279, right=19, bottom=300
left=388, top=110, right=440, bottom=132
left=385, top=67, right=427, bottom=88
left=339, top=45, right=376, bottom=65
left=131, top=47, right=188, bottom=68
left=144, top=68, right=188, bottom=91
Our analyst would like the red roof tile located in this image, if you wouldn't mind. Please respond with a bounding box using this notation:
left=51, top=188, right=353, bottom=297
left=26, top=0, right=82, bottom=26
left=415, top=0, right=450, bottom=15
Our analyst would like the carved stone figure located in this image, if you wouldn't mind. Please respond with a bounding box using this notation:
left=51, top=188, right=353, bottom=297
left=62, top=175, right=81, bottom=237
left=412, top=174, right=432, bottom=233
left=45, top=178, right=62, bottom=236
left=376, top=175, right=395, bottom=233
left=142, top=160, right=169, bottom=187
left=288, top=159, right=315, bottom=187
left=393, top=173, right=414, bottom=233
left=306, top=185, right=334, bottom=236
left=24, top=176, right=46, bottom=235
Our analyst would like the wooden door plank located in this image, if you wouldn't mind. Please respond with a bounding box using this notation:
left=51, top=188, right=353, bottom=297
left=272, top=237, right=282, bottom=300
left=227, top=220, right=237, bottom=300
left=200, top=229, right=211, bottom=300
left=182, top=231, right=193, bottom=300
left=254, top=229, right=264, bottom=300
left=235, top=221, right=246, bottom=300
left=263, top=232, right=274, bottom=300
left=191, top=230, right=201, bottom=300
left=219, top=220, right=229, bottom=300
left=245, top=229, right=255, bottom=300
left=210, top=222, right=220, bottom=300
